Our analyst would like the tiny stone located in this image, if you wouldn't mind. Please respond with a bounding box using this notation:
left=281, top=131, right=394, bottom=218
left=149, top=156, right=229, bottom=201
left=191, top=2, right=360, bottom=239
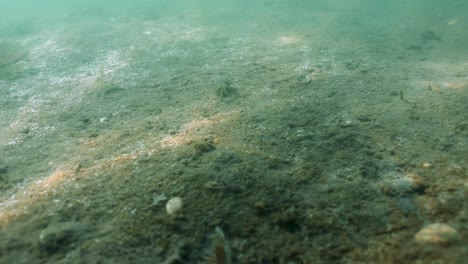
left=422, top=162, right=432, bottom=168
left=342, top=120, right=353, bottom=127
left=166, top=197, right=183, bottom=215
left=404, top=173, right=426, bottom=192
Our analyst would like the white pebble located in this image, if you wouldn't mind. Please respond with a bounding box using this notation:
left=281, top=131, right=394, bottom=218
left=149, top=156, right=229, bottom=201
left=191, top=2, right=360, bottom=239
left=166, top=197, right=183, bottom=215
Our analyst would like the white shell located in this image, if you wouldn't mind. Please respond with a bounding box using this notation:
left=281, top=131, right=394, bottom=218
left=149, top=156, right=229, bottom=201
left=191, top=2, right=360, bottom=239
left=165, top=197, right=183, bottom=215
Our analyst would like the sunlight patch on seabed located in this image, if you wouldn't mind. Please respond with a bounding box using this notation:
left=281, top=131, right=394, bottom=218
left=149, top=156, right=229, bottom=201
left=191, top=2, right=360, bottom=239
left=25, top=27, right=131, bottom=92
left=40, top=48, right=130, bottom=92
left=277, top=35, right=302, bottom=45
left=160, top=110, right=241, bottom=149
left=416, top=61, right=468, bottom=92
left=141, top=21, right=208, bottom=43
left=0, top=169, right=76, bottom=227
left=0, top=93, right=58, bottom=146
left=28, top=36, right=71, bottom=67
left=0, top=45, right=130, bottom=147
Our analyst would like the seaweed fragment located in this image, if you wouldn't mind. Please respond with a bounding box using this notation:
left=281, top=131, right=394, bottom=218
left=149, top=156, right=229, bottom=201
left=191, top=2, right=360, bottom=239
left=212, top=227, right=232, bottom=264
left=214, top=79, right=237, bottom=98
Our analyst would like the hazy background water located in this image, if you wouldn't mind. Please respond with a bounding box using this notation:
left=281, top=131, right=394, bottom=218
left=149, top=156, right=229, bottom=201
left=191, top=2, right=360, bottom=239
left=1, top=0, right=466, bottom=31
left=2, top=0, right=467, bottom=56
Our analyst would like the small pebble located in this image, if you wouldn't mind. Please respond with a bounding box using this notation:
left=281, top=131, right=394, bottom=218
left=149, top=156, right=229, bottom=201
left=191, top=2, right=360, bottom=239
left=381, top=172, right=426, bottom=194
left=414, top=223, right=459, bottom=244
left=422, top=162, right=432, bottom=168
left=166, top=197, right=183, bottom=215
left=404, top=173, right=426, bottom=191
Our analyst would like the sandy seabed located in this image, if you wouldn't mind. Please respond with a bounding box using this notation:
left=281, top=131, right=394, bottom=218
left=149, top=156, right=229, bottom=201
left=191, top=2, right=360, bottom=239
left=0, top=4, right=467, bottom=263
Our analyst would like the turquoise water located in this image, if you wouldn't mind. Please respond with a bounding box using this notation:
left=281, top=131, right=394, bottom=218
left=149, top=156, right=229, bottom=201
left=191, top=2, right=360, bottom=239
left=1, top=1, right=467, bottom=263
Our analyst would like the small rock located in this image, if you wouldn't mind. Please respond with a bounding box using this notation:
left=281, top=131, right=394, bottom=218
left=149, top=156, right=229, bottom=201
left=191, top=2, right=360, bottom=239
left=166, top=197, right=183, bottom=215
left=404, top=173, right=426, bottom=193
left=380, top=172, right=426, bottom=195
left=414, top=223, right=459, bottom=244
left=422, top=162, right=432, bottom=168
